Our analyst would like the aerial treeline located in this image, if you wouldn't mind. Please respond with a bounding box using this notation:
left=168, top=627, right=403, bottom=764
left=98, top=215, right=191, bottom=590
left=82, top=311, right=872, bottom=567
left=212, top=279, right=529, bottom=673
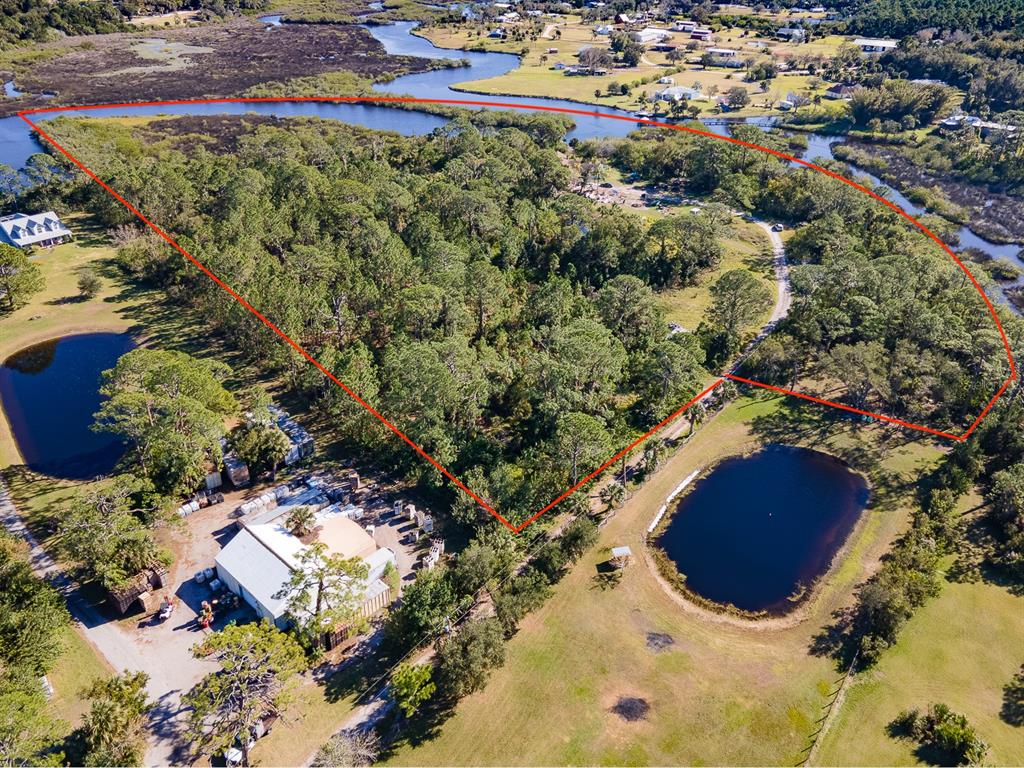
left=0, top=0, right=273, bottom=47
left=0, top=531, right=70, bottom=765
left=832, top=0, right=1024, bottom=39
left=847, top=79, right=954, bottom=129
left=369, top=514, right=599, bottom=748
left=605, top=124, right=1020, bottom=428
left=822, top=396, right=1024, bottom=668
left=881, top=34, right=1024, bottom=115
left=0, top=0, right=124, bottom=48
left=47, top=115, right=722, bottom=527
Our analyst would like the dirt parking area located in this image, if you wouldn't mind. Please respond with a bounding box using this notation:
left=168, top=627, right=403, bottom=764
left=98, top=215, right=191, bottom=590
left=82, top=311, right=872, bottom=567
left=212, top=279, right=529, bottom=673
left=0, top=18, right=433, bottom=116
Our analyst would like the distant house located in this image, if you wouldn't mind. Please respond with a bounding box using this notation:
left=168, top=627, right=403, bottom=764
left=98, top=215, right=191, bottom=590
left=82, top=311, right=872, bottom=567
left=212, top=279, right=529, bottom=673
left=488, top=27, right=506, bottom=37
left=0, top=212, right=72, bottom=249
left=633, top=27, right=672, bottom=46
left=614, top=12, right=632, bottom=24
left=594, top=24, right=612, bottom=34
left=673, top=19, right=697, bottom=32
left=498, top=11, right=519, bottom=22
left=216, top=499, right=397, bottom=634
left=854, top=37, right=897, bottom=53
left=778, top=99, right=795, bottom=110
left=824, top=83, right=861, bottom=99
left=776, top=27, right=806, bottom=42
left=526, top=9, right=542, bottom=16
left=658, top=76, right=675, bottom=84
left=706, top=46, right=737, bottom=57
left=654, top=85, right=703, bottom=102
left=940, top=113, right=1018, bottom=137
left=690, top=27, right=713, bottom=40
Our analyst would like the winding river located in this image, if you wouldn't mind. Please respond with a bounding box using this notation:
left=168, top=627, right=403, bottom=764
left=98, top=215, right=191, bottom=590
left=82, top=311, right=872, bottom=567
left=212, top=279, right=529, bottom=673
left=0, top=18, right=1019, bottom=288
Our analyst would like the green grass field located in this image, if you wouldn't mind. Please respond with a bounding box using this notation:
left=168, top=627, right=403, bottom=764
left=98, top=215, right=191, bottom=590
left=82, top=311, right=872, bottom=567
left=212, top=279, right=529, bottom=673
left=46, top=625, right=114, bottom=729
left=379, top=394, right=1011, bottom=766
left=817, top=575, right=1024, bottom=765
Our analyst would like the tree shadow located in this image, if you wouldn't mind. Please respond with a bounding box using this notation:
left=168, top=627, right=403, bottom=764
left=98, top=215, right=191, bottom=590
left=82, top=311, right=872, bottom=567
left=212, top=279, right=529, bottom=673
left=1000, top=664, right=1024, bottom=727
left=376, top=695, right=458, bottom=758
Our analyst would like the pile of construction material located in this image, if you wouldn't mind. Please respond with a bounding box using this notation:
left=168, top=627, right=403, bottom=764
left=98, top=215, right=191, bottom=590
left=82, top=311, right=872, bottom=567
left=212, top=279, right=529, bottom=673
left=268, top=405, right=314, bottom=465
left=176, top=488, right=226, bottom=518
left=423, top=538, right=445, bottom=570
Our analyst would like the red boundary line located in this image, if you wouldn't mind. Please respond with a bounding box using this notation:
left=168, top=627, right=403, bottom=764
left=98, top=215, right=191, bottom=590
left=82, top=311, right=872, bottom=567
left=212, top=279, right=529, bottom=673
left=17, top=96, right=1017, bottom=532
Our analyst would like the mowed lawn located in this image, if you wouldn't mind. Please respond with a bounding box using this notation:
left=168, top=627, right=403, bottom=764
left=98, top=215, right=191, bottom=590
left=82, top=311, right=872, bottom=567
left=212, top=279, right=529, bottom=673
left=817, top=575, right=1024, bottom=766
left=384, top=396, right=957, bottom=766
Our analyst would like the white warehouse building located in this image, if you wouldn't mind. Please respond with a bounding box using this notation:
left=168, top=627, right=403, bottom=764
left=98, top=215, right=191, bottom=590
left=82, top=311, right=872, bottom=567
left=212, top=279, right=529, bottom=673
left=216, top=498, right=396, bottom=630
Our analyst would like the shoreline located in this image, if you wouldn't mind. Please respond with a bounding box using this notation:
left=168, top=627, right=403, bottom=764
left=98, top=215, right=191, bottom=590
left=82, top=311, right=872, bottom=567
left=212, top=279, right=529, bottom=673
left=643, top=443, right=876, bottom=630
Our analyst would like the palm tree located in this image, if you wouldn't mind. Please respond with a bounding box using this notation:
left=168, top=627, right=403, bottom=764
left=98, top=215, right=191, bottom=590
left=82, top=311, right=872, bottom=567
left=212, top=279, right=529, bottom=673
left=643, top=439, right=668, bottom=473
left=600, top=481, right=626, bottom=510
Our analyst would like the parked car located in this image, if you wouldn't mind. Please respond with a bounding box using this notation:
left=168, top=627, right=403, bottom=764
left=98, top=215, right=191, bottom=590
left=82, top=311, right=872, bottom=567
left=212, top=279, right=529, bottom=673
left=772, top=223, right=784, bottom=231
left=599, top=181, right=614, bottom=188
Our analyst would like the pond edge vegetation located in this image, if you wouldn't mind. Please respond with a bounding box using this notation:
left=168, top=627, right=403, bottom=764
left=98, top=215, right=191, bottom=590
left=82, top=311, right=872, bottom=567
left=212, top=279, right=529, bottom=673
left=645, top=442, right=874, bottom=623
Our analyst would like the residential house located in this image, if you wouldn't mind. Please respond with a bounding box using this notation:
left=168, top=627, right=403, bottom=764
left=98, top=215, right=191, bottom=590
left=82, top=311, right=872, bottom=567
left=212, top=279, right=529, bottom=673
left=673, top=19, right=697, bottom=32
left=654, top=85, right=703, bottom=102
left=776, top=27, right=806, bottom=42
left=854, top=37, right=897, bottom=53
left=594, top=24, right=612, bottom=34
left=0, top=212, right=72, bottom=249
left=706, top=46, right=737, bottom=58
left=824, top=83, right=861, bottom=99
left=940, top=113, right=1019, bottom=137
left=633, top=27, right=672, bottom=46
left=690, top=27, right=713, bottom=41
left=614, top=12, right=632, bottom=24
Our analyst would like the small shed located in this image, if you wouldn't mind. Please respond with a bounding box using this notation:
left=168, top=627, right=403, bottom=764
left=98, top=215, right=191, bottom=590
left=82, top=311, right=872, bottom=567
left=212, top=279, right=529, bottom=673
left=610, top=545, right=633, bottom=568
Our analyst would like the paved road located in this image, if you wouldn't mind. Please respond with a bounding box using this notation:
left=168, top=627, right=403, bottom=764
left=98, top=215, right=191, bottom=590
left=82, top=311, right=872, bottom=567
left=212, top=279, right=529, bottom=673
left=0, top=476, right=215, bottom=766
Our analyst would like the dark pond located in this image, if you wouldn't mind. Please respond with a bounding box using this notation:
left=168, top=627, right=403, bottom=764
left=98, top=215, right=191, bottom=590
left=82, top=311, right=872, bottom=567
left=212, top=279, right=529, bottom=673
left=0, top=333, right=135, bottom=479
left=656, top=445, right=869, bottom=614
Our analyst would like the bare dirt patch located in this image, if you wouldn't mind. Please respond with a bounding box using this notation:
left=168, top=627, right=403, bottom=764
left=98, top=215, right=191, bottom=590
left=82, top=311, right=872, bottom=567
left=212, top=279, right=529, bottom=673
left=1, top=19, right=433, bottom=116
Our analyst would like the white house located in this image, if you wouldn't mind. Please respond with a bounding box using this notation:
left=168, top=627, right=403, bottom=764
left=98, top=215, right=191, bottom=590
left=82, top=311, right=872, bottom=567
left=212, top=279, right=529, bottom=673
left=216, top=495, right=397, bottom=630
left=854, top=37, right=897, bottom=53
left=673, top=19, right=697, bottom=32
left=594, top=24, right=612, bottom=34
left=0, top=212, right=72, bottom=249
left=776, top=27, right=806, bottom=42
left=654, top=85, right=703, bottom=102
left=706, top=46, right=738, bottom=57
left=633, top=27, right=672, bottom=46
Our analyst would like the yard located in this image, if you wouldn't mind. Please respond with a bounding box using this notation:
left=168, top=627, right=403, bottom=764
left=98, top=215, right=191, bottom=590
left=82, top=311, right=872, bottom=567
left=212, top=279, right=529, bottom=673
left=377, top=393, right=1013, bottom=766
left=418, top=18, right=844, bottom=117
